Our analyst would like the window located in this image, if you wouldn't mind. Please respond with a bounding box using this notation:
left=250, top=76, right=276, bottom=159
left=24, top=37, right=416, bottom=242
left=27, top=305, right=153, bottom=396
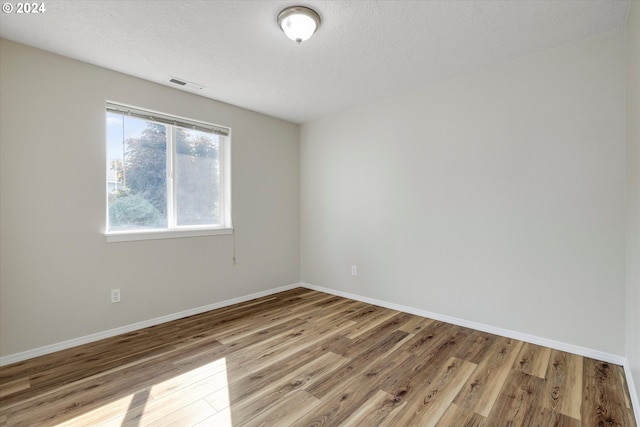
left=105, top=103, right=231, bottom=242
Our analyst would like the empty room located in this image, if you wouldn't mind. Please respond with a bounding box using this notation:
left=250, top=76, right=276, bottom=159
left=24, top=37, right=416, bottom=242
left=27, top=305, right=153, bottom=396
left=1, top=0, right=639, bottom=425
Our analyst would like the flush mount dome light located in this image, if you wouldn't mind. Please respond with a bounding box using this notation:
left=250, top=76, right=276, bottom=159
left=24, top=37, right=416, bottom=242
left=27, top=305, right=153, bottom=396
left=277, top=5, right=321, bottom=44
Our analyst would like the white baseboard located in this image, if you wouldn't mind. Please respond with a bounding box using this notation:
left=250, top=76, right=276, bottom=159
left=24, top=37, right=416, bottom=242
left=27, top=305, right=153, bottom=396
left=0, top=283, right=300, bottom=367
left=300, top=282, right=626, bottom=365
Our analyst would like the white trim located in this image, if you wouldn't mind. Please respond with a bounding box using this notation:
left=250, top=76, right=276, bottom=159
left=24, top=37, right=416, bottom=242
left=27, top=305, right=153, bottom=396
left=0, top=283, right=299, bottom=367
left=300, top=282, right=626, bottom=365
left=624, top=361, right=640, bottom=426
left=105, top=227, right=233, bottom=242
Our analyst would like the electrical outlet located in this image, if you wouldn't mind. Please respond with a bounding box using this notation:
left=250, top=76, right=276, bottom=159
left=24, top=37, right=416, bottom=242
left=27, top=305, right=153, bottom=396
left=351, top=265, right=358, bottom=276
left=111, top=288, right=121, bottom=303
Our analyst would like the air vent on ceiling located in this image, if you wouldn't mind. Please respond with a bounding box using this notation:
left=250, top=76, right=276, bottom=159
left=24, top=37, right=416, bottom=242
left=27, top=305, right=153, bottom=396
left=169, top=77, right=205, bottom=90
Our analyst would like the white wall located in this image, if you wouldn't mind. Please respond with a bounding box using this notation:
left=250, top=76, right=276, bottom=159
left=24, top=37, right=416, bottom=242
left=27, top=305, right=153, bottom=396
left=626, top=0, right=640, bottom=399
left=0, top=40, right=300, bottom=357
left=301, top=31, right=627, bottom=355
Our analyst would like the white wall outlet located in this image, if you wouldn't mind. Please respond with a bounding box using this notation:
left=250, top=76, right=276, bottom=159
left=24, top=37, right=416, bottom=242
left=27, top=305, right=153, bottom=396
left=111, top=288, right=121, bottom=303
left=351, top=265, right=358, bottom=276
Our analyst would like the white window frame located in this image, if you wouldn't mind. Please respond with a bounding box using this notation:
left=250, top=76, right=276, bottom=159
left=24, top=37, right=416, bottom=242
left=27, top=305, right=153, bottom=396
left=105, top=102, right=232, bottom=242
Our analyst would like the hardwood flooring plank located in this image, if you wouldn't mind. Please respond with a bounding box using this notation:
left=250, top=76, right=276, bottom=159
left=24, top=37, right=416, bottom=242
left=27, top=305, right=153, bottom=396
left=309, top=295, right=347, bottom=311
left=294, top=347, right=415, bottom=426
left=398, top=314, right=435, bottom=334
left=380, top=331, right=416, bottom=359
left=453, top=337, right=524, bottom=417
left=214, top=293, right=339, bottom=344
left=377, top=327, right=469, bottom=400
left=223, top=316, right=354, bottom=374
left=304, top=329, right=409, bottom=399
left=303, top=297, right=362, bottom=318
left=339, top=389, right=399, bottom=427
left=226, top=351, right=346, bottom=425
left=202, top=380, right=231, bottom=413
left=193, top=406, right=233, bottom=426
left=435, top=402, right=486, bottom=427
left=381, top=357, right=477, bottom=427
left=0, top=377, right=29, bottom=399
left=223, top=333, right=353, bottom=405
left=338, top=312, right=413, bottom=359
left=296, top=299, right=366, bottom=329
left=212, top=317, right=309, bottom=358
left=513, top=342, right=551, bottom=379
left=484, top=370, right=546, bottom=426
left=527, top=406, right=582, bottom=427
left=173, top=296, right=303, bottom=336
left=212, top=311, right=304, bottom=345
left=57, top=388, right=152, bottom=427
left=544, top=350, right=583, bottom=420
left=452, top=329, right=498, bottom=365
left=144, top=399, right=217, bottom=427
left=344, top=307, right=401, bottom=339
left=241, top=389, right=321, bottom=427
left=402, top=321, right=458, bottom=356
left=148, top=356, right=229, bottom=401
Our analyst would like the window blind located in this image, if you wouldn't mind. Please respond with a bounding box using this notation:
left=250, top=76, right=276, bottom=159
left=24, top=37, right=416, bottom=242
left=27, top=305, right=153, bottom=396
left=106, top=102, right=230, bottom=137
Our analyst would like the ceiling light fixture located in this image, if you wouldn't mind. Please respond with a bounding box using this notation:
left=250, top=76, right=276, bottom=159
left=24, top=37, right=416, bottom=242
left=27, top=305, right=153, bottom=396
left=277, top=5, right=321, bottom=44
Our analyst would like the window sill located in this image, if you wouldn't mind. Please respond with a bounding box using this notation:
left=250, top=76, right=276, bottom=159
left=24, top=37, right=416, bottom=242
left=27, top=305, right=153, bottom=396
left=105, top=227, right=233, bottom=243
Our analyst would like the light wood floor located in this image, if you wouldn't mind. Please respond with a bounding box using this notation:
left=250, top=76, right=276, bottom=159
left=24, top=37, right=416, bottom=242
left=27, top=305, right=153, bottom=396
left=0, top=288, right=636, bottom=426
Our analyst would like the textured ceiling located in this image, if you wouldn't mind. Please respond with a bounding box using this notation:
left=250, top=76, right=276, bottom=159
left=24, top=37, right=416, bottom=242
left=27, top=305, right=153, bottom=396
left=0, top=0, right=631, bottom=123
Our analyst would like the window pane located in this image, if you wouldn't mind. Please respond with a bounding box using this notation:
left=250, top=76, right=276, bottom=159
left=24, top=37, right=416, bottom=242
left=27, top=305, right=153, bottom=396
left=175, top=127, right=221, bottom=226
left=107, top=113, right=168, bottom=231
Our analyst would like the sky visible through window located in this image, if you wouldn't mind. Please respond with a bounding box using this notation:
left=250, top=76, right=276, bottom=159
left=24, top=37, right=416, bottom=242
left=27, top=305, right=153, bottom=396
left=106, top=112, right=146, bottom=160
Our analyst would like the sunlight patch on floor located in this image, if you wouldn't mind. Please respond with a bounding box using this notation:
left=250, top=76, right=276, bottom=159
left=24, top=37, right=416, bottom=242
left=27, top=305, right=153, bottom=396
left=58, top=357, right=233, bottom=426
